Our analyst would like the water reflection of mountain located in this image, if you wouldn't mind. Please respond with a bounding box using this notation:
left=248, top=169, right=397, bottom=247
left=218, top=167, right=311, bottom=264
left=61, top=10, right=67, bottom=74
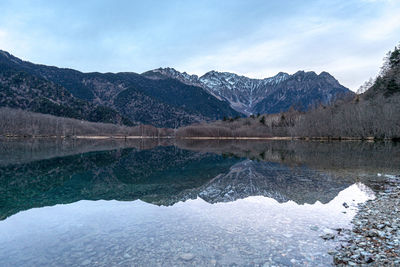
left=1, top=139, right=397, bottom=220
left=0, top=146, right=239, bottom=220
left=178, top=140, right=400, bottom=190
left=198, top=160, right=350, bottom=205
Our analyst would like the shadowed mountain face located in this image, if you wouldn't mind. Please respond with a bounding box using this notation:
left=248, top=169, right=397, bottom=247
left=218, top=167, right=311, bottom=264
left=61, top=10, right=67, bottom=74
left=1, top=139, right=394, bottom=221
left=0, top=50, right=240, bottom=127
left=143, top=68, right=353, bottom=115
left=0, top=60, right=130, bottom=125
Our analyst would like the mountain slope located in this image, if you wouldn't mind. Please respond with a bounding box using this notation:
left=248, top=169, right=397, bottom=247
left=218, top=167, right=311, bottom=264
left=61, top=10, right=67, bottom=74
left=0, top=63, right=129, bottom=125
left=144, top=68, right=353, bottom=115
left=253, top=71, right=351, bottom=114
left=0, top=50, right=241, bottom=127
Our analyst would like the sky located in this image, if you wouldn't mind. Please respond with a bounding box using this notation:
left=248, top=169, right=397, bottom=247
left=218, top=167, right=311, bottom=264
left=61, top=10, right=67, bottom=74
left=0, top=0, right=399, bottom=91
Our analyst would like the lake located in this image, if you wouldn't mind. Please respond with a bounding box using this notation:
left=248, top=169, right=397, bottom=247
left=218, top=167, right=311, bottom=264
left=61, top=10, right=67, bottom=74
left=0, top=139, right=398, bottom=266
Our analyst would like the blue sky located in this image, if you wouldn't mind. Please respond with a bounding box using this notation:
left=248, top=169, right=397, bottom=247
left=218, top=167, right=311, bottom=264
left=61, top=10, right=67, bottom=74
left=0, top=0, right=399, bottom=91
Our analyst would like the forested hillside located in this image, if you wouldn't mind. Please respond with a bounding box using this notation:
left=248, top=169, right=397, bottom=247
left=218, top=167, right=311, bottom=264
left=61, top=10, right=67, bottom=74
left=0, top=50, right=241, bottom=127
left=0, top=64, right=131, bottom=125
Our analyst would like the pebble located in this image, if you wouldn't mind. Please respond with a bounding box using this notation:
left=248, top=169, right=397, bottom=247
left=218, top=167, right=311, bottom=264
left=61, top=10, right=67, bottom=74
left=179, top=253, right=195, bottom=261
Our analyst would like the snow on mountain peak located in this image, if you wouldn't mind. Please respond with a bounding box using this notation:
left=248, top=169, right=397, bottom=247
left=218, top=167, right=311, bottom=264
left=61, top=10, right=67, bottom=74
left=142, top=68, right=351, bottom=115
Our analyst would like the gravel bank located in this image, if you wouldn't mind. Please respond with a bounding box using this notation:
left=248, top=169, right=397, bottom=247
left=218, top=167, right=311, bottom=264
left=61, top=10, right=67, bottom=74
left=333, top=176, right=400, bottom=266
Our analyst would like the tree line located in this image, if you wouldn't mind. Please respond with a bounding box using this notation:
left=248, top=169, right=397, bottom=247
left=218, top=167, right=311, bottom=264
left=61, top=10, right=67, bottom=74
left=3, top=93, right=398, bottom=139
left=176, top=93, right=400, bottom=140
left=0, top=108, right=173, bottom=137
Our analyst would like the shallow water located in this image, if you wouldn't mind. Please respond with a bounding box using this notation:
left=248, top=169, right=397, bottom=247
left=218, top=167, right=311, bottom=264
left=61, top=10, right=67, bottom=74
left=0, top=139, right=398, bottom=266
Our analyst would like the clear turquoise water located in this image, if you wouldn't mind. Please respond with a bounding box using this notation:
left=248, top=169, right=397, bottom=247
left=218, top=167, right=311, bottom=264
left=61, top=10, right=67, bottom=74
left=0, top=140, right=398, bottom=266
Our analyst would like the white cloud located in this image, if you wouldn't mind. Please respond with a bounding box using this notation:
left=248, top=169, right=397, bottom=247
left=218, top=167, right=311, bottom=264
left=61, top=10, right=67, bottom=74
left=358, top=4, right=400, bottom=41
left=1, top=0, right=400, bottom=92
left=176, top=1, right=400, bottom=92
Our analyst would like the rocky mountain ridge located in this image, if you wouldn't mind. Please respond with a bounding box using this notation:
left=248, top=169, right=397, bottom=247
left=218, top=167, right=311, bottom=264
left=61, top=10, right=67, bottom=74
left=143, top=68, right=353, bottom=115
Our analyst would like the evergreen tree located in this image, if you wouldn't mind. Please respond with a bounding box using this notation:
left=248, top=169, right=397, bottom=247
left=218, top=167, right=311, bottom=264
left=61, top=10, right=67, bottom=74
left=389, top=46, right=400, bottom=67
left=385, top=79, right=400, bottom=96
left=259, top=116, right=266, bottom=125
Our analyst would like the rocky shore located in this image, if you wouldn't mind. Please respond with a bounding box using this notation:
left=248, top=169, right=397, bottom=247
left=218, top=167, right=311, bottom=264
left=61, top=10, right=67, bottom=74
left=333, top=176, right=400, bottom=266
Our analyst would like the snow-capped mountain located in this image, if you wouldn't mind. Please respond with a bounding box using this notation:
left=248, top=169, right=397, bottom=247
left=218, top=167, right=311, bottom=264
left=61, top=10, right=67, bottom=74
left=143, top=67, right=203, bottom=88
left=143, top=68, right=353, bottom=115
left=197, top=160, right=351, bottom=205
left=198, top=71, right=290, bottom=114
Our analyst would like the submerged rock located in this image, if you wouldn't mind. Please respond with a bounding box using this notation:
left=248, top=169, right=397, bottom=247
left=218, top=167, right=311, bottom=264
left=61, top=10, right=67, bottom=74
left=179, top=253, right=195, bottom=261
left=320, top=233, right=335, bottom=240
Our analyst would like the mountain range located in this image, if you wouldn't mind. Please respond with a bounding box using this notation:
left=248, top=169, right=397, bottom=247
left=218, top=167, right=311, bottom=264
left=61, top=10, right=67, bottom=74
left=0, top=50, right=353, bottom=126
left=0, top=50, right=239, bottom=127
left=143, top=67, right=352, bottom=115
